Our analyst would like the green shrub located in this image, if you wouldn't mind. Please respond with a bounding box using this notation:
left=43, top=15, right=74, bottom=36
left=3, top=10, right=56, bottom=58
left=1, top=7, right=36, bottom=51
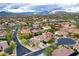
left=4, top=47, right=13, bottom=54
left=4, top=41, right=16, bottom=54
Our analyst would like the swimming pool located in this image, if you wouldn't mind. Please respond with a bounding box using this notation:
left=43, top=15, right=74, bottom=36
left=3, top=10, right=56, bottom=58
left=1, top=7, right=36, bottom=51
left=57, top=38, right=76, bottom=45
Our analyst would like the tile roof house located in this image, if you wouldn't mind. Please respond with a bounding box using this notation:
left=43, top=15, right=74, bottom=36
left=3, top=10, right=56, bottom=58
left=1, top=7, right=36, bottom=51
left=42, top=32, right=53, bottom=41
left=68, top=28, right=79, bottom=34
left=19, top=22, right=27, bottom=25
left=31, top=29, right=39, bottom=33
left=0, top=31, right=7, bottom=38
left=52, top=48, right=74, bottom=56
left=42, top=26, right=51, bottom=30
left=29, top=35, right=45, bottom=48
left=0, top=25, right=5, bottom=30
left=0, top=41, right=8, bottom=51
left=21, top=26, right=29, bottom=29
left=29, top=32, right=53, bottom=48
left=32, top=23, right=40, bottom=29
left=73, top=44, right=79, bottom=52
left=30, top=32, right=53, bottom=43
left=73, top=40, right=79, bottom=51
left=33, top=35, right=44, bottom=43
left=21, top=29, right=31, bottom=34
left=8, top=23, right=15, bottom=28
left=21, top=26, right=31, bottom=34
left=59, top=22, right=71, bottom=29
left=55, top=30, right=69, bottom=36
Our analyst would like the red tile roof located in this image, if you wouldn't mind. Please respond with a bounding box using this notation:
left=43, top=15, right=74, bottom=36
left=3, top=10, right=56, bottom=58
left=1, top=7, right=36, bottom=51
left=52, top=48, right=74, bottom=56
left=0, top=31, right=7, bottom=37
left=0, top=41, right=8, bottom=51
left=42, top=32, right=53, bottom=39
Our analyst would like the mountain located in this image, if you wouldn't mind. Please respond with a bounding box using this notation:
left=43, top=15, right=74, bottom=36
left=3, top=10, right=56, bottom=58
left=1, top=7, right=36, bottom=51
left=0, top=3, right=79, bottom=15
left=0, top=4, right=63, bottom=14
left=0, top=11, right=17, bottom=16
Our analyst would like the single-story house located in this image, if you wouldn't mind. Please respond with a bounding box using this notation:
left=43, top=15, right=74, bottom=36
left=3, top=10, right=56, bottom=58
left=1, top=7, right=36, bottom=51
left=42, top=26, right=51, bottom=30
left=0, top=31, right=7, bottom=39
left=42, top=32, right=53, bottom=41
left=21, top=26, right=31, bottom=34
left=0, top=41, right=8, bottom=51
left=52, top=48, right=74, bottom=56
left=55, top=30, right=69, bottom=36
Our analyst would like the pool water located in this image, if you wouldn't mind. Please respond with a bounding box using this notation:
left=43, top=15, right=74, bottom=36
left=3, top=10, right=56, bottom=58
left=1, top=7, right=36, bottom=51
left=57, top=38, right=76, bottom=45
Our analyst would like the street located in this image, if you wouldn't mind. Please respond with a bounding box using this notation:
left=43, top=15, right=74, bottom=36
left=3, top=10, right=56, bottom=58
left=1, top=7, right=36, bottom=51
left=13, top=25, right=32, bottom=56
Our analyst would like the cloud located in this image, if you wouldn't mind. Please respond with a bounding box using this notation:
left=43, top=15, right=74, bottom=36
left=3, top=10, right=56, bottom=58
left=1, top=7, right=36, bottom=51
left=0, top=0, right=79, bottom=5
left=65, top=7, right=79, bottom=12
left=5, top=9, right=41, bottom=13
left=0, top=3, right=79, bottom=13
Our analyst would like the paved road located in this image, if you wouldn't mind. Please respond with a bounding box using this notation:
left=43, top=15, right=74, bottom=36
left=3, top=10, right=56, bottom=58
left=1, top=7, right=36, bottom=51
left=13, top=27, right=31, bottom=56
left=23, top=49, right=45, bottom=56
left=13, top=24, right=46, bottom=56
left=69, top=51, right=79, bottom=56
left=23, top=46, right=51, bottom=56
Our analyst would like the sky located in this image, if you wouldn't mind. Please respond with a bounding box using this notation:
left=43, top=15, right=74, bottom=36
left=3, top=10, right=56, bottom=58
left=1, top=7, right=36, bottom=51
left=0, top=0, right=79, bottom=5
left=0, top=0, right=79, bottom=13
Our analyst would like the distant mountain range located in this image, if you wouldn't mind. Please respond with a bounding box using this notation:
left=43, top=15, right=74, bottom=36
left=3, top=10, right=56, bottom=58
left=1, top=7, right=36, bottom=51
left=0, top=11, right=16, bottom=16
left=0, top=3, right=79, bottom=16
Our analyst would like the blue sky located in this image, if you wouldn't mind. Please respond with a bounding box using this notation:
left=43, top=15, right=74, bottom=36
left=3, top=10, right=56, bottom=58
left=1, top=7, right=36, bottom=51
left=0, top=0, right=79, bottom=13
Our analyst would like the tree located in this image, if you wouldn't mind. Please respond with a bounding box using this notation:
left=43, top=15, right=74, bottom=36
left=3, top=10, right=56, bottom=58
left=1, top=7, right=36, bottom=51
left=21, top=39, right=28, bottom=45
left=74, top=19, right=79, bottom=28
left=43, top=47, right=53, bottom=56
left=10, top=41, right=17, bottom=50
left=6, top=31, right=13, bottom=45
left=33, top=31, right=42, bottom=36
left=4, top=47, right=13, bottom=54
left=4, top=41, right=16, bottom=55
left=73, top=33, right=79, bottom=39
left=25, top=33, right=32, bottom=39
left=45, top=28, right=58, bottom=33
left=46, top=38, right=55, bottom=44
left=19, top=33, right=32, bottom=40
left=43, top=43, right=57, bottom=56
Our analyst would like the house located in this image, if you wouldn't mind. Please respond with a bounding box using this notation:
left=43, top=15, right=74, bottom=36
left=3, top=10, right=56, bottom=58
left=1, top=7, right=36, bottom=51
left=73, top=44, right=79, bottom=52
left=29, top=35, right=45, bottom=48
left=73, top=44, right=79, bottom=51
left=0, top=31, right=7, bottom=39
left=21, top=26, right=29, bottom=29
left=21, top=26, right=31, bottom=34
left=18, top=22, right=27, bottom=25
left=52, top=48, right=74, bottom=56
left=68, top=28, right=79, bottom=34
left=55, top=30, right=69, bottom=36
left=0, top=25, right=5, bottom=30
left=0, top=41, right=8, bottom=52
left=29, top=34, right=51, bottom=49
left=42, top=32, right=53, bottom=41
left=30, top=32, right=53, bottom=43
left=33, top=35, right=45, bottom=43
left=21, top=29, right=31, bottom=34
left=50, top=20, right=65, bottom=23
left=31, top=29, right=39, bottom=33
left=42, top=19, right=48, bottom=22
left=29, top=32, right=53, bottom=49
left=59, top=22, right=76, bottom=31
left=59, top=22, right=71, bottom=29
left=8, top=23, right=15, bottom=28
left=32, top=23, right=40, bottom=29
left=42, top=26, right=51, bottom=30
